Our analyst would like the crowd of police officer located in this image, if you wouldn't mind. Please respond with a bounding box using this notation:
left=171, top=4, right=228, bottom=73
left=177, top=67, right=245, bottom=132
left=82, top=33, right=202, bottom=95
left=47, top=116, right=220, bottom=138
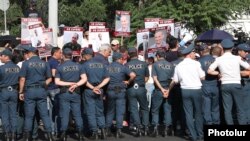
left=1, top=38, right=250, bottom=141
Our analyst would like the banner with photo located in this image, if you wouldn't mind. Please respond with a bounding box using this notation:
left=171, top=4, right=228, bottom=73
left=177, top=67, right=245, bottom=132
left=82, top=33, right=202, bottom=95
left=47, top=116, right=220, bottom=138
left=114, top=10, right=131, bottom=37
left=159, top=19, right=175, bottom=36
left=174, top=22, right=182, bottom=40
left=89, top=28, right=110, bottom=52
left=38, top=28, right=53, bottom=58
left=28, top=23, right=45, bottom=47
left=147, top=26, right=168, bottom=58
left=144, top=18, right=161, bottom=29
left=63, top=27, right=84, bottom=56
left=89, top=22, right=106, bottom=32
left=136, top=29, right=150, bottom=61
left=21, top=18, right=42, bottom=44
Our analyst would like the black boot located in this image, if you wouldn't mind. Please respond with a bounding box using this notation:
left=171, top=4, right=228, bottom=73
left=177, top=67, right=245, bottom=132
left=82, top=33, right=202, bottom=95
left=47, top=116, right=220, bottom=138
left=5, top=133, right=10, bottom=141
left=143, top=126, right=149, bottom=136
left=115, top=129, right=124, bottom=138
left=78, top=131, right=84, bottom=141
left=47, top=132, right=54, bottom=141
left=59, top=132, right=67, bottom=141
left=150, top=126, right=158, bottom=137
left=89, top=132, right=98, bottom=140
left=135, top=127, right=142, bottom=137
left=100, top=128, right=106, bottom=139
left=11, top=133, right=16, bottom=141
left=106, top=128, right=112, bottom=137
left=22, top=132, right=30, bottom=141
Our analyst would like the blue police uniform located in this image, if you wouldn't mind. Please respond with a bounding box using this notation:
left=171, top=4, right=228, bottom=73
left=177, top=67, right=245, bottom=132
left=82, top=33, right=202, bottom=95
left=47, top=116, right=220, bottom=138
left=93, top=53, right=109, bottom=66
left=0, top=59, right=20, bottom=134
left=19, top=56, right=52, bottom=133
left=106, top=61, right=131, bottom=131
left=151, top=58, right=174, bottom=131
left=82, top=57, right=109, bottom=135
left=55, top=60, right=85, bottom=133
left=126, top=57, right=149, bottom=134
left=199, top=54, right=220, bottom=125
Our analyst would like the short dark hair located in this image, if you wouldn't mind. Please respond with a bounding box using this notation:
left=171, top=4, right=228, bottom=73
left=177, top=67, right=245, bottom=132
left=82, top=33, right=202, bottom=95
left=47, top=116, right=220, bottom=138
left=169, top=39, right=178, bottom=49
left=51, top=47, right=61, bottom=56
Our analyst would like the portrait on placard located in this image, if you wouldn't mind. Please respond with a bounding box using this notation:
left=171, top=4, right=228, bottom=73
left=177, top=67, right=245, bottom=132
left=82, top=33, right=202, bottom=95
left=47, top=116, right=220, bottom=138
left=115, top=15, right=130, bottom=32
left=137, top=29, right=150, bottom=61
left=63, top=27, right=83, bottom=45
left=28, top=24, right=45, bottom=47
left=21, top=18, right=42, bottom=44
left=43, top=28, right=53, bottom=47
left=144, top=18, right=161, bottom=29
left=89, top=22, right=106, bottom=33
left=89, top=28, right=110, bottom=52
left=159, top=19, right=175, bottom=36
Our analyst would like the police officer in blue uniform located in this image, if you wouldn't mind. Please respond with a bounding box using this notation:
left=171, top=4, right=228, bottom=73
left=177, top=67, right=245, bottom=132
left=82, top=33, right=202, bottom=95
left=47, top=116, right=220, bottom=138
left=106, top=52, right=136, bottom=138
left=82, top=48, right=110, bottom=140
left=0, top=49, right=20, bottom=141
left=198, top=44, right=220, bottom=125
left=55, top=48, right=87, bottom=141
left=237, top=43, right=250, bottom=124
left=150, top=49, right=174, bottom=137
left=18, top=46, right=54, bottom=141
left=126, top=47, right=149, bottom=137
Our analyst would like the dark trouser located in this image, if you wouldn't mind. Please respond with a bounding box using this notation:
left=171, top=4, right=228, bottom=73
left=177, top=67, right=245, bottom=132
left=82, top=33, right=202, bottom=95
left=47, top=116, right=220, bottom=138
left=170, top=85, right=186, bottom=132
left=84, top=89, right=105, bottom=132
left=221, top=84, right=247, bottom=125
left=243, top=82, right=250, bottom=124
left=151, top=89, right=172, bottom=126
left=59, top=92, right=83, bottom=132
left=127, top=87, right=149, bottom=127
left=24, top=87, right=52, bottom=132
left=106, top=89, right=126, bottom=129
left=202, top=85, right=220, bottom=125
left=181, top=88, right=203, bottom=141
left=0, top=89, right=18, bottom=133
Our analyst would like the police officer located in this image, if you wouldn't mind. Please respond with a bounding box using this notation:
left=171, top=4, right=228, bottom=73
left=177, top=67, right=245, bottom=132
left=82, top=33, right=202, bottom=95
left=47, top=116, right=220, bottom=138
left=208, top=39, right=250, bottom=125
left=93, top=43, right=111, bottom=65
left=0, top=49, right=20, bottom=141
left=106, top=52, right=136, bottom=138
left=18, top=46, right=54, bottom=141
left=82, top=48, right=110, bottom=140
left=150, top=49, right=174, bottom=137
left=126, top=47, right=149, bottom=137
left=198, top=44, right=220, bottom=125
left=169, top=44, right=205, bottom=141
left=237, top=43, right=250, bottom=124
left=55, top=48, right=87, bottom=141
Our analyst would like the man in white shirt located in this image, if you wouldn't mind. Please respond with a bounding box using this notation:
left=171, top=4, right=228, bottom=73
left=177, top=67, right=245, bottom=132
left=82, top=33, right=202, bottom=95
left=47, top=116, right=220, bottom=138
left=168, top=43, right=205, bottom=141
left=208, top=39, right=250, bottom=125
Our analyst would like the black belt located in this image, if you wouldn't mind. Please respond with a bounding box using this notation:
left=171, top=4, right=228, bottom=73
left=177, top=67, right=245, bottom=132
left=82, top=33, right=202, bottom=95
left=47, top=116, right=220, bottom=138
left=91, top=82, right=100, bottom=87
left=0, top=85, right=18, bottom=92
left=108, top=86, right=124, bottom=93
left=128, top=83, right=145, bottom=89
left=60, top=86, right=80, bottom=94
left=25, top=85, right=44, bottom=89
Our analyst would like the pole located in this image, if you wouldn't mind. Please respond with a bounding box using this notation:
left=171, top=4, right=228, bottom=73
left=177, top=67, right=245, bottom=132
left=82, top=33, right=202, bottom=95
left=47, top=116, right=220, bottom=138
left=48, top=0, right=58, bottom=46
left=4, top=0, right=7, bottom=33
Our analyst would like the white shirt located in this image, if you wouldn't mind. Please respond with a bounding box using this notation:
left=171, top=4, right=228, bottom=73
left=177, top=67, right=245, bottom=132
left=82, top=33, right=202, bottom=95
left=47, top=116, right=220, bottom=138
left=81, top=38, right=89, bottom=48
left=173, top=58, right=205, bottom=89
left=209, top=52, right=250, bottom=84
left=57, top=36, right=64, bottom=49
left=146, top=64, right=154, bottom=84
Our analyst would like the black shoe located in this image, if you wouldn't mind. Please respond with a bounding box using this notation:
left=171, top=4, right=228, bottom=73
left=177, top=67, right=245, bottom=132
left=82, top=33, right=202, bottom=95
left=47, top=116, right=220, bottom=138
left=78, top=131, right=84, bottom=141
left=11, top=132, right=16, bottom=141
left=47, top=133, right=54, bottom=141
left=135, top=127, right=142, bottom=137
left=5, top=133, right=10, bottom=141
left=163, top=125, right=173, bottom=137
left=106, top=128, right=112, bottom=137
left=22, top=132, right=31, bottom=141
left=89, top=132, right=98, bottom=140
left=150, top=126, right=158, bottom=137
left=59, top=132, right=67, bottom=141
left=143, top=127, right=149, bottom=136
left=115, top=129, right=124, bottom=138
left=100, top=128, right=106, bottom=139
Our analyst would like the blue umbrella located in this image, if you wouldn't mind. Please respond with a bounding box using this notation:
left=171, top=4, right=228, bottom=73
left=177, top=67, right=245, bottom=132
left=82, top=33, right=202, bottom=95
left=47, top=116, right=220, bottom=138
left=196, top=29, right=234, bottom=42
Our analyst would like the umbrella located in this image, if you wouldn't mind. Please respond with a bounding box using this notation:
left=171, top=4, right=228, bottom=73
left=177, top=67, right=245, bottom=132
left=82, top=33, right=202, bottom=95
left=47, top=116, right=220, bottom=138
left=196, top=29, right=234, bottom=42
